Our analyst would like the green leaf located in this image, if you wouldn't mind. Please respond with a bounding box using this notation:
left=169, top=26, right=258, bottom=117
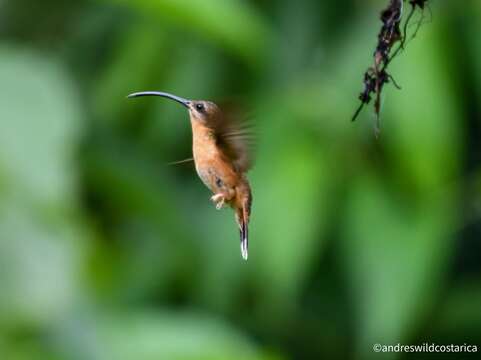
left=102, top=0, right=273, bottom=65
left=0, top=47, right=85, bottom=327
left=249, top=107, right=332, bottom=322
left=385, top=21, right=462, bottom=191
left=94, top=22, right=169, bottom=124
left=340, top=176, right=455, bottom=359
left=339, top=20, right=463, bottom=359
left=78, top=311, right=276, bottom=360
left=0, top=48, right=82, bottom=208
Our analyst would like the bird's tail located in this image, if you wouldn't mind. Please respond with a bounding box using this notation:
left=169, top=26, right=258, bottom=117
left=240, top=216, right=248, bottom=260
left=236, top=182, right=252, bottom=261
left=236, top=204, right=249, bottom=261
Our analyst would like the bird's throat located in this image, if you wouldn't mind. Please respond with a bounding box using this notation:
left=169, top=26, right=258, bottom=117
left=191, top=120, right=218, bottom=159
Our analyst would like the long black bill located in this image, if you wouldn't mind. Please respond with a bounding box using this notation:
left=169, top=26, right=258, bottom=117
left=127, top=91, right=191, bottom=108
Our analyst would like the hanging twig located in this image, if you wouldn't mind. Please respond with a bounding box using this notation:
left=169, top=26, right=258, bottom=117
left=351, top=0, right=430, bottom=136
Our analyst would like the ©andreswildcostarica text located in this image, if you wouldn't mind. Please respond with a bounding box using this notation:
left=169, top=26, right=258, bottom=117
left=373, top=343, right=478, bottom=353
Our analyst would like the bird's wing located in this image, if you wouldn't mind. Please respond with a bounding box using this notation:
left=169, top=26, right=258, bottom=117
left=214, top=106, right=255, bottom=173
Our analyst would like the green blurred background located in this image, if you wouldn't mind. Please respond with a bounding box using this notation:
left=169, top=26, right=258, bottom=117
left=1, top=0, right=480, bottom=359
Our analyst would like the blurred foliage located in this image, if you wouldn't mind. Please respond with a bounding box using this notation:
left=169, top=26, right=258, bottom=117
left=0, top=0, right=480, bottom=359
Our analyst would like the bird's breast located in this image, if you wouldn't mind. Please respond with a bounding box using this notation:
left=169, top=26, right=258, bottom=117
left=194, top=158, right=230, bottom=192
left=195, top=163, right=214, bottom=190
left=191, top=123, right=238, bottom=193
left=193, top=150, right=239, bottom=193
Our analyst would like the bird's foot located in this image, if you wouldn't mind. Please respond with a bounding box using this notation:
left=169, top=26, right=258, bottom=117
left=211, top=193, right=226, bottom=210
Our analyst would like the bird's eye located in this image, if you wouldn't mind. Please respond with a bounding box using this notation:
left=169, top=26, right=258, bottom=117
left=195, top=103, right=205, bottom=112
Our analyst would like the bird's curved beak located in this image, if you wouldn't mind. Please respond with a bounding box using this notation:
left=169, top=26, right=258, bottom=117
left=127, top=91, right=191, bottom=108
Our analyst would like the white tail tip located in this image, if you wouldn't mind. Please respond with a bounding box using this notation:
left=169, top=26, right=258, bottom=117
left=241, top=241, right=248, bottom=260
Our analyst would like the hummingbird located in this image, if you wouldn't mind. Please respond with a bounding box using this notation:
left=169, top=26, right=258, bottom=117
left=128, top=91, right=254, bottom=260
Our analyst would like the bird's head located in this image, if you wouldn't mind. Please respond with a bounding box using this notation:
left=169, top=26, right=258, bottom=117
left=127, top=91, right=221, bottom=126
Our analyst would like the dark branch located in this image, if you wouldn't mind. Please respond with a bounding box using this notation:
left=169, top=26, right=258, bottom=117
left=351, top=0, right=430, bottom=135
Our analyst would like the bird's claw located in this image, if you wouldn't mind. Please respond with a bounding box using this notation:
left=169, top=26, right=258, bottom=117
left=211, top=193, right=226, bottom=210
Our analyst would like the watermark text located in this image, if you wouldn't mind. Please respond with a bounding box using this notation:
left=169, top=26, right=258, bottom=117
left=373, top=343, right=478, bottom=353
